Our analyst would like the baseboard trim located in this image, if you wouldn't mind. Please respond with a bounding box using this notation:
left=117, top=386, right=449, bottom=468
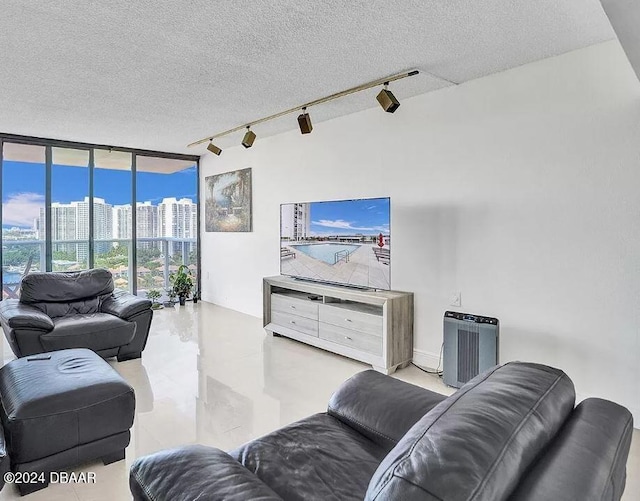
left=412, top=348, right=441, bottom=371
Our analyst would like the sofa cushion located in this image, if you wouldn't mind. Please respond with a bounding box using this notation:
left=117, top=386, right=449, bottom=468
left=20, top=269, right=114, bottom=304
left=41, top=313, right=135, bottom=352
left=32, top=297, right=104, bottom=319
left=509, top=398, right=634, bottom=501
left=130, top=446, right=283, bottom=501
left=230, top=413, right=388, bottom=501
left=328, top=370, right=446, bottom=451
left=365, top=362, right=576, bottom=501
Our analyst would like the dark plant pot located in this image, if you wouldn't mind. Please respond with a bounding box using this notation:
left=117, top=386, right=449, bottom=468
left=179, top=296, right=186, bottom=306
left=193, top=296, right=198, bottom=304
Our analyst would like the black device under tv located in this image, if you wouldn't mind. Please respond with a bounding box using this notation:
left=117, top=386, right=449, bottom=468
left=279, top=197, right=391, bottom=290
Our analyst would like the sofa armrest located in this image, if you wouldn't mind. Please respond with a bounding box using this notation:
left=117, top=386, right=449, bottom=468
left=508, top=398, right=633, bottom=501
left=101, top=291, right=151, bottom=320
left=0, top=300, right=54, bottom=331
left=327, top=370, right=446, bottom=451
left=130, top=445, right=283, bottom=501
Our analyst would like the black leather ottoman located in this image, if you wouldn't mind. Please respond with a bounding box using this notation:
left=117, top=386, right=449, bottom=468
left=0, top=348, right=135, bottom=495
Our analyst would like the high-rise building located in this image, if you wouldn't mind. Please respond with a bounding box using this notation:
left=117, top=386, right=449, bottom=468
left=49, top=202, right=78, bottom=257
left=89, top=197, right=113, bottom=255
left=136, top=201, right=159, bottom=249
left=191, top=209, right=198, bottom=241
left=158, top=197, right=196, bottom=255
left=36, top=208, right=45, bottom=241
left=37, top=197, right=197, bottom=262
left=37, top=197, right=112, bottom=262
left=281, top=203, right=310, bottom=241
left=111, top=201, right=159, bottom=249
left=112, top=204, right=131, bottom=240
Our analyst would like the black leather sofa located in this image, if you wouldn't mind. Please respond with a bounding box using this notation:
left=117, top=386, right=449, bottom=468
left=0, top=269, right=153, bottom=361
left=130, top=362, right=634, bottom=501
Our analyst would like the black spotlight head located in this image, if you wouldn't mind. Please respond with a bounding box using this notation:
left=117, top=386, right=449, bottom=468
left=377, top=88, right=400, bottom=113
left=297, top=111, right=313, bottom=134
left=242, top=129, right=256, bottom=148
left=207, top=142, right=222, bottom=155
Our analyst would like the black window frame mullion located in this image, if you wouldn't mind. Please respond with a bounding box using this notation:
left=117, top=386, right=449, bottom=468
left=131, top=154, right=137, bottom=296
left=196, top=158, right=201, bottom=296
left=88, top=148, right=95, bottom=269
left=45, top=146, right=52, bottom=272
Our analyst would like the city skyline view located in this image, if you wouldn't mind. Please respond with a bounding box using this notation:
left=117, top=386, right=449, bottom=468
left=1, top=157, right=199, bottom=292
left=2, top=161, right=197, bottom=229
left=36, top=196, right=197, bottom=237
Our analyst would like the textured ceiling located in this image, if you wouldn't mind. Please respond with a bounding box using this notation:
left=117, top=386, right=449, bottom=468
left=0, top=1, right=614, bottom=155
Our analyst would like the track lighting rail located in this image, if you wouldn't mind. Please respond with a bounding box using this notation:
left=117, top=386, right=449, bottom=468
left=188, top=69, right=419, bottom=149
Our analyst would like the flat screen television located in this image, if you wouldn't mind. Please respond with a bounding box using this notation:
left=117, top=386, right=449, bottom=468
left=280, top=197, right=390, bottom=290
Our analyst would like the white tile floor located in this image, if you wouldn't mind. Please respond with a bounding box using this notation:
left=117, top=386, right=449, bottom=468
left=0, top=301, right=636, bottom=500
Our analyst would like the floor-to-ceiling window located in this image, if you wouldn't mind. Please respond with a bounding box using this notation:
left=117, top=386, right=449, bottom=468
left=51, top=147, right=90, bottom=271
left=0, top=136, right=199, bottom=298
left=135, top=156, right=198, bottom=296
left=94, top=150, right=133, bottom=292
left=1, top=143, right=46, bottom=298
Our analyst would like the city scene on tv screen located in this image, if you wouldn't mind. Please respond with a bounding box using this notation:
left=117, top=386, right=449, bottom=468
left=280, top=197, right=390, bottom=289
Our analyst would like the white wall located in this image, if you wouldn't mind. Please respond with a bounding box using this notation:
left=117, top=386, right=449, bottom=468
left=200, top=41, right=640, bottom=423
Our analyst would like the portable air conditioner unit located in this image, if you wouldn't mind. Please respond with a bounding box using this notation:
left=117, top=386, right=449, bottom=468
left=443, top=311, right=499, bottom=388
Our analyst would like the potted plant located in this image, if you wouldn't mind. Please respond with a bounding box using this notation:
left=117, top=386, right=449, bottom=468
left=192, top=286, right=199, bottom=304
left=169, top=264, right=193, bottom=306
left=145, top=289, right=163, bottom=310
left=164, top=289, right=177, bottom=307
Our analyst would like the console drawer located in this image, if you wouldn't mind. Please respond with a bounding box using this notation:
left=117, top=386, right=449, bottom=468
left=319, top=323, right=382, bottom=355
left=271, top=311, right=318, bottom=337
left=271, top=293, right=319, bottom=320
left=319, top=304, right=383, bottom=337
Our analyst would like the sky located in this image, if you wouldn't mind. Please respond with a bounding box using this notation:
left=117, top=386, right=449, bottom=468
left=308, top=197, right=390, bottom=236
left=1, top=162, right=197, bottom=228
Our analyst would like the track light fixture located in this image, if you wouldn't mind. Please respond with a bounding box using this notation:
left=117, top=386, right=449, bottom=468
left=207, top=141, right=222, bottom=156
left=297, top=107, right=313, bottom=134
left=188, top=69, right=420, bottom=149
left=242, top=126, right=256, bottom=148
left=376, top=82, right=400, bottom=113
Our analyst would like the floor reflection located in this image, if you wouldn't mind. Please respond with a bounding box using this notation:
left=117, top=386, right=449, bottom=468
left=0, top=302, right=457, bottom=500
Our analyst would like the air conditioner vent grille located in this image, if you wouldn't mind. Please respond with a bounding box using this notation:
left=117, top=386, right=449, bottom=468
left=457, top=329, right=479, bottom=383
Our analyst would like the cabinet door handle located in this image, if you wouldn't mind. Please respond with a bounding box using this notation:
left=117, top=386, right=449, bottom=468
left=290, top=305, right=296, bottom=309
left=344, top=336, right=352, bottom=341
left=345, top=318, right=352, bottom=322
left=290, top=320, right=296, bottom=325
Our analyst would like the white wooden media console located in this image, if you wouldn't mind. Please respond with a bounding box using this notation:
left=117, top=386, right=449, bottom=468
left=263, top=275, right=413, bottom=374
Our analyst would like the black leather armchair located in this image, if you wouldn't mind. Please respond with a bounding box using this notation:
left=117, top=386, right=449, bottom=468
left=0, top=269, right=153, bottom=361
